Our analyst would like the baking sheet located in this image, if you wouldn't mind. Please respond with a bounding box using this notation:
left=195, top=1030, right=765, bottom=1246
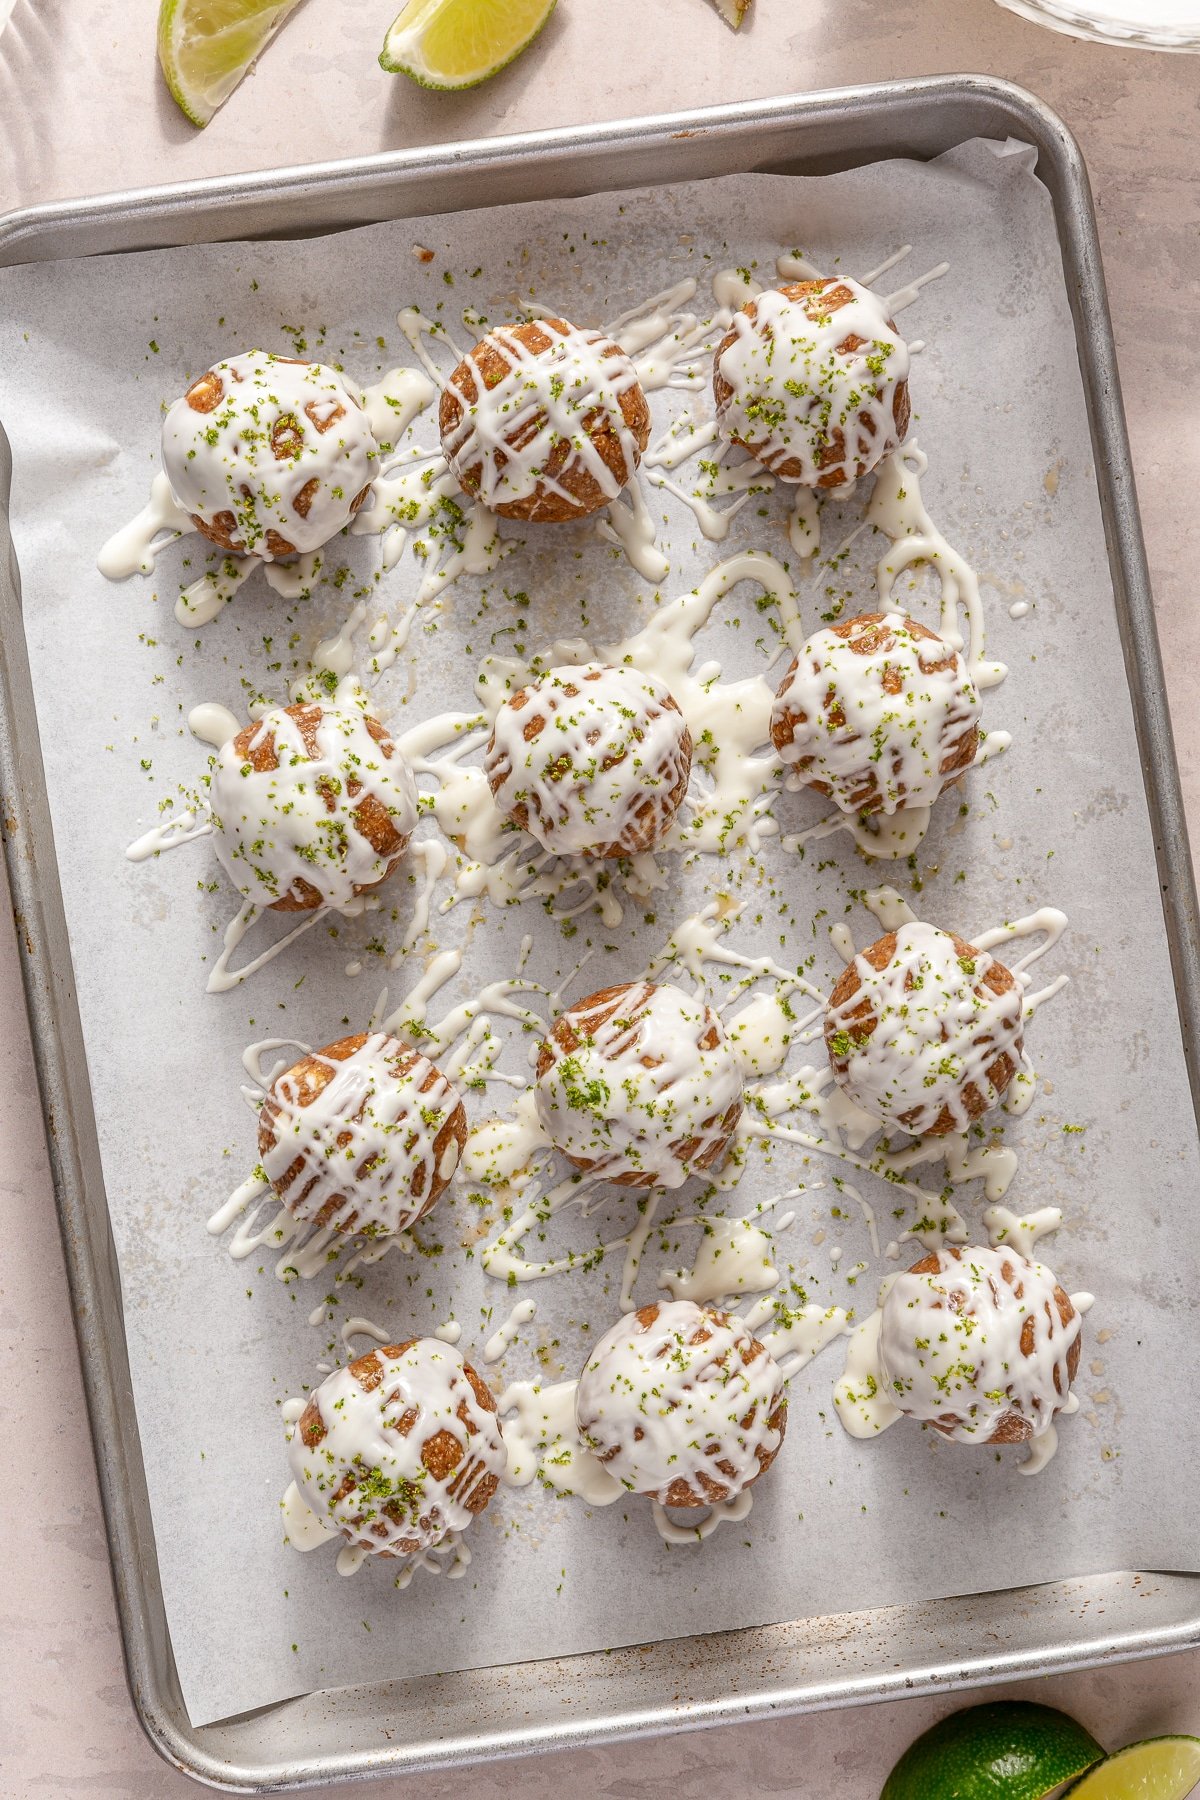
left=0, top=139, right=1195, bottom=1730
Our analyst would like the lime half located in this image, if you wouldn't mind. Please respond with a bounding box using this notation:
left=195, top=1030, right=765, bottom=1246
left=882, top=1701, right=1104, bottom=1800
left=1065, top=1737, right=1200, bottom=1799
left=158, top=0, right=303, bottom=128
left=380, top=0, right=557, bottom=89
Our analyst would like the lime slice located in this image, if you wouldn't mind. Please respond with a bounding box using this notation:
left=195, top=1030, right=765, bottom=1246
left=157, top=0, right=303, bottom=129
left=380, top=0, right=557, bottom=89
left=882, top=1701, right=1104, bottom=1800
left=1064, top=1737, right=1200, bottom=1798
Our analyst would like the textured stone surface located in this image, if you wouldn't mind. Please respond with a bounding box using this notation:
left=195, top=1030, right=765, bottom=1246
left=3, top=1, right=1200, bottom=1793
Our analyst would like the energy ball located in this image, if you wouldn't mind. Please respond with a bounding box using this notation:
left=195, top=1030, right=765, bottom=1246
left=771, top=612, right=980, bottom=815
left=289, top=1339, right=506, bottom=1556
left=713, top=278, right=910, bottom=487
left=824, top=923, right=1024, bottom=1137
left=879, top=1246, right=1082, bottom=1444
left=162, top=350, right=377, bottom=559
left=535, top=980, right=744, bottom=1187
left=210, top=701, right=418, bottom=912
left=484, top=663, right=692, bottom=857
left=439, top=317, right=651, bottom=521
left=258, top=1032, right=467, bottom=1237
left=575, top=1300, right=787, bottom=1506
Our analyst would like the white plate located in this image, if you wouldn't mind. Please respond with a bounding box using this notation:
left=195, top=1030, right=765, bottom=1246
left=995, top=0, right=1200, bottom=48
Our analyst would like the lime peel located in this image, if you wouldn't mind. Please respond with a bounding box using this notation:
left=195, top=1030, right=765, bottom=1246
left=882, top=1701, right=1104, bottom=1800
left=380, top=0, right=557, bottom=90
left=157, top=0, right=303, bottom=129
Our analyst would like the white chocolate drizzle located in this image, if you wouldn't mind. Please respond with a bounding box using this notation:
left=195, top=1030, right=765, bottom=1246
left=126, top=806, right=212, bottom=863
left=868, top=443, right=1006, bottom=692
left=833, top=1294, right=903, bottom=1439
left=877, top=1248, right=1078, bottom=1440
left=158, top=351, right=377, bottom=560
left=574, top=1300, right=785, bottom=1504
left=97, top=471, right=193, bottom=578
left=210, top=952, right=548, bottom=1293
left=464, top=895, right=1064, bottom=1310
left=535, top=981, right=743, bottom=1188
left=482, top=1298, right=537, bottom=1364
left=280, top=1478, right=340, bottom=1552
left=287, top=1338, right=506, bottom=1555
left=658, top=1211, right=782, bottom=1304
left=826, top=920, right=1027, bottom=1138
left=259, top=1033, right=463, bottom=1237
left=208, top=900, right=327, bottom=995
left=650, top=1489, right=754, bottom=1544
left=610, top=278, right=716, bottom=393
left=714, top=278, right=910, bottom=487
left=747, top=1297, right=851, bottom=1384
left=835, top=1245, right=1085, bottom=1475
left=99, top=350, right=444, bottom=623
left=595, top=478, right=670, bottom=581
left=772, top=612, right=981, bottom=816
left=176, top=552, right=256, bottom=629
left=498, top=1378, right=621, bottom=1505
left=340, top=1315, right=390, bottom=1353
left=984, top=1204, right=1063, bottom=1259
left=484, top=663, right=691, bottom=857
left=440, top=319, right=644, bottom=513
left=188, top=702, right=241, bottom=749
left=209, top=703, right=418, bottom=911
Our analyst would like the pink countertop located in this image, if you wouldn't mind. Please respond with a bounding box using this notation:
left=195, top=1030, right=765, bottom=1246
left=4, top=0, right=1200, bottom=1793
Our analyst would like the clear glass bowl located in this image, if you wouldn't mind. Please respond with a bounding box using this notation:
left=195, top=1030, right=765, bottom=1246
left=994, top=0, right=1200, bottom=48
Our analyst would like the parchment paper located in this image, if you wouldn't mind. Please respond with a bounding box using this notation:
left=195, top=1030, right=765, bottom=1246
left=1, top=141, right=1195, bottom=1730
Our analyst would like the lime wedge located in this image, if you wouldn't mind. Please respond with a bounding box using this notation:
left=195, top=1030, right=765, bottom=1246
left=380, top=0, right=557, bottom=89
left=710, top=0, right=754, bottom=25
left=882, top=1701, right=1104, bottom=1800
left=1064, top=1737, right=1200, bottom=1799
left=157, top=0, right=303, bottom=128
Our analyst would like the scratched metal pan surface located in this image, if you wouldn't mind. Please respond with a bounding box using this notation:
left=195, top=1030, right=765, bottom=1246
left=1, top=74, right=1198, bottom=1794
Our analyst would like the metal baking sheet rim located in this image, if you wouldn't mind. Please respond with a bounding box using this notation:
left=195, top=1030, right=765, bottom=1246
left=1, top=75, right=1198, bottom=1794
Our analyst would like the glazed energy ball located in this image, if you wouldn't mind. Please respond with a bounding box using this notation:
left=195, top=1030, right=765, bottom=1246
left=289, top=1339, right=506, bottom=1556
left=258, top=1032, right=467, bottom=1237
left=439, top=317, right=651, bottom=521
left=713, top=278, right=910, bottom=487
left=210, top=702, right=418, bottom=912
left=162, top=350, right=378, bottom=559
left=825, top=923, right=1024, bottom=1137
left=575, top=1300, right=787, bottom=1506
left=484, top=663, right=693, bottom=857
left=879, top=1246, right=1082, bottom=1444
left=535, top=981, right=744, bottom=1187
left=771, top=613, right=981, bottom=816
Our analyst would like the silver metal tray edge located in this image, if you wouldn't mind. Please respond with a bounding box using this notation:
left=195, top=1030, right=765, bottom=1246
left=1, top=74, right=1197, bottom=1794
